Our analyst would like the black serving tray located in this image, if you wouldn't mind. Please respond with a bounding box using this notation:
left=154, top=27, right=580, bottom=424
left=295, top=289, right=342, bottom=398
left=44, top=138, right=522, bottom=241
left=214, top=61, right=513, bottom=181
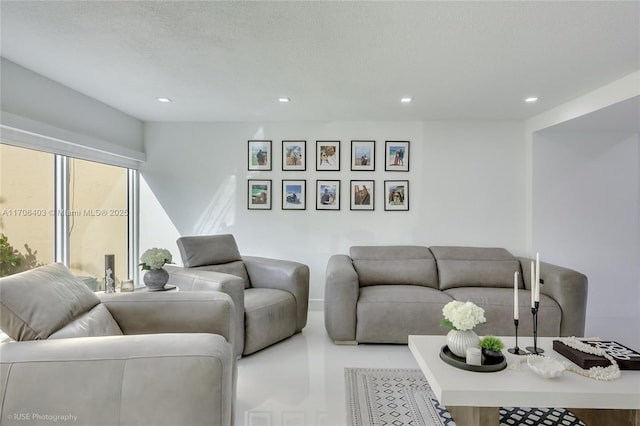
left=439, top=345, right=507, bottom=372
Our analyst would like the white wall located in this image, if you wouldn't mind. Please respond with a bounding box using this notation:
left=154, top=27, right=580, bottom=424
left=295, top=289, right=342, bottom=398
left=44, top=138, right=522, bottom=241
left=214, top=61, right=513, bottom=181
left=140, top=120, right=527, bottom=307
left=533, top=131, right=640, bottom=346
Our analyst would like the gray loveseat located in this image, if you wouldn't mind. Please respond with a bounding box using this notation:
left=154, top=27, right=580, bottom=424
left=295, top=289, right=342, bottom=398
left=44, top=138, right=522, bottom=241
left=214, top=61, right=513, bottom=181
left=0, top=263, right=236, bottom=426
left=325, top=246, right=588, bottom=344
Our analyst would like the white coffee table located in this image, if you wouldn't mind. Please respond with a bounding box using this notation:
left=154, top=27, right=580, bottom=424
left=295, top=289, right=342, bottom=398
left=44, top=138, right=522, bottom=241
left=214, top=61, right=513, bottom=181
left=409, top=335, right=640, bottom=426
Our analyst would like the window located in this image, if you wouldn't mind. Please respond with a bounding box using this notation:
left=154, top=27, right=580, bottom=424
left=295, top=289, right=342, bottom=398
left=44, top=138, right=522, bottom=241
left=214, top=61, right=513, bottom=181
left=0, top=144, right=54, bottom=276
left=0, top=143, right=136, bottom=288
left=68, top=158, right=129, bottom=287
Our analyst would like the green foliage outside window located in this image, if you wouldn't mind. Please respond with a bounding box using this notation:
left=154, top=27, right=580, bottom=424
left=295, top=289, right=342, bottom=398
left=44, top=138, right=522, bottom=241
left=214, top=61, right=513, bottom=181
left=0, top=233, right=44, bottom=277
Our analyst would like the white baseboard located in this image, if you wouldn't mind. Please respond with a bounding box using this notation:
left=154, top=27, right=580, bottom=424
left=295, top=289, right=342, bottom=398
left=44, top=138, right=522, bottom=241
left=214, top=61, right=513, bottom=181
left=309, top=298, right=324, bottom=312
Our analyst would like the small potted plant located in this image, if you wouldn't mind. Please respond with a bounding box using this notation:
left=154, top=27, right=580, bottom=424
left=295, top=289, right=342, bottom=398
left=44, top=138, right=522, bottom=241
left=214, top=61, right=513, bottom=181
left=480, top=336, right=505, bottom=361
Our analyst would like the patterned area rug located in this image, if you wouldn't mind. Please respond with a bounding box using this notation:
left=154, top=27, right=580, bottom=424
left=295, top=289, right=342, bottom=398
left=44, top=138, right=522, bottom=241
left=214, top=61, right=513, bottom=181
left=345, top=368, right=585, bottom=426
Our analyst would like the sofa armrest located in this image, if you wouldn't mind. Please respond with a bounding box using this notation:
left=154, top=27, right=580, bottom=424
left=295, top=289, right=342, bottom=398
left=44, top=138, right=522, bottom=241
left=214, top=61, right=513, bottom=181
left=99, top=291, right=236, bottom=347
left=243, top=256, right=310, bottom=332
left=324, top=254, right=360, bottom=342
left=164, top=265, right=245, bottom=356
left=519, top=257, right=588, bottom=336
left=0, top=334, right=234, bottom=426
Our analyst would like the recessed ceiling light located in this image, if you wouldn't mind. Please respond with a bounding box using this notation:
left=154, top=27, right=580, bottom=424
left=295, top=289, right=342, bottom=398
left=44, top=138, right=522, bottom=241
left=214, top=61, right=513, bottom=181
left=401, top=97, right=412, bottom=103
left=156, top=97, right=172, bottom=103
left=278, top=97, right=291, bottom=103
left=525, top=97, right=539, bottom=103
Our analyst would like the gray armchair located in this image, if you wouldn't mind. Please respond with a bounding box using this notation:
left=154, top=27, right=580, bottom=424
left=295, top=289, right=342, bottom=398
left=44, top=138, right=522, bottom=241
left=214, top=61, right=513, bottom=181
left=0, top=263, right=236, bottom=426
left=169, top=234, right=309, bottom=355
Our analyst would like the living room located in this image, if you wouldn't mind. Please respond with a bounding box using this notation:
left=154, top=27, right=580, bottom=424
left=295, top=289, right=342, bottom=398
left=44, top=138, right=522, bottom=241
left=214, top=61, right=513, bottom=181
left=1, top=2, right=639, bottom=426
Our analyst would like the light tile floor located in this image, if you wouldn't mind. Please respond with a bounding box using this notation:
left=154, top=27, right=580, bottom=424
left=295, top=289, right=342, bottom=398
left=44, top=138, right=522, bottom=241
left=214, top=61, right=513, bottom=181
left=236, top=311, right=419, bottom=426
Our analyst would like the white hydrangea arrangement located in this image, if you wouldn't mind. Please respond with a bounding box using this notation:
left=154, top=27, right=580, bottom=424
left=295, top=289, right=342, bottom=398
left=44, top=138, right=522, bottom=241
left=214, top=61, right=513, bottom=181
left=441, top=300, right=486, bottom=331
left=139, top=248, right=173, bottom=270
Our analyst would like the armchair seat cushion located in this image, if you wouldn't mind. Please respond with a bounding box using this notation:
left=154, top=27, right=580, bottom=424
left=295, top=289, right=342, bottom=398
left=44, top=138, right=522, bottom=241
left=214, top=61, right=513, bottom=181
left=356, top=285, right=453, bottom=343
left=244, top=288, right=296, bottom=354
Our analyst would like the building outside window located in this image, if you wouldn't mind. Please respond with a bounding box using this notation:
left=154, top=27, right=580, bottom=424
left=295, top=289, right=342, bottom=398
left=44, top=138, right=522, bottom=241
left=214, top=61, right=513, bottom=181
left=0, top=142, right=135, bottom=289
left=0, top=144, right=54, bottom=276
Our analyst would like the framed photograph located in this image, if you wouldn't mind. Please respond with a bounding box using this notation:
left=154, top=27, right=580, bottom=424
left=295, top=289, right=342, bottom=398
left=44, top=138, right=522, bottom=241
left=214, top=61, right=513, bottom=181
left=282, top=179, right=306, bottom=210
left=350, top=180, right=374, bottom=210
left=384, top=180, right=409, bottom=211
left=282, top=140, right=306, bottom=171
left=385, top=141, right=410, bottom=172
left=351, top=140, right=375, bottom=171
left=316, top=180, right=340, bottom=210
left=248, top=140, right=272, bottom=171
left=316, top=140, right=340, bottom=171
left=247, top=179, right=272, bottom=210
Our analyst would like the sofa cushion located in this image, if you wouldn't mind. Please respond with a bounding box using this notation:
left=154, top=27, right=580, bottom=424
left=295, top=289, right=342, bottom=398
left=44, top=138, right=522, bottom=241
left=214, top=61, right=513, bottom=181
left=430, top=246, right=520, bottom=290
left=356, top=285, right=454, bottom=343
left=243, top=287, right=296, bottom=354
left=178, top=234, right=252, bottom=288
left=177, top=234, right=243, bottom=267
left=350, top=246, right=438, bottom=288
left=444, top=287, right=561, bottom=337
left=0, top=263, right=121, bottom=340
left=49, top=304, right=123, bottom=339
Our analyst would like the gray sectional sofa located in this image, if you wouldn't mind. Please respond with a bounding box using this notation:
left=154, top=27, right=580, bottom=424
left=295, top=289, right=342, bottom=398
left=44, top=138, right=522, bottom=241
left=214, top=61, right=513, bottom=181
left=325, top=246, right=588, bottom=344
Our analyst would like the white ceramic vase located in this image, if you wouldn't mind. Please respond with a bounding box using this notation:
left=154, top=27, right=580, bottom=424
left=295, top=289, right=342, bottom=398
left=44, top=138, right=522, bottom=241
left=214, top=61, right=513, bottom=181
left=446, top=329, right=480, bottom=358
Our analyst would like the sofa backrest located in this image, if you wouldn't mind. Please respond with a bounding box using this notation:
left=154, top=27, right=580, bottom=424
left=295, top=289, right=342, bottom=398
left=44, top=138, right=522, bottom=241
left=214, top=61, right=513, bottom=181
left=0, top=263, right=122, bottom=341
left=177, top=234, right=251, bottom=288
left=429, top=246, right=520, bottom=290
left=350, top=246, right=438, bottom=288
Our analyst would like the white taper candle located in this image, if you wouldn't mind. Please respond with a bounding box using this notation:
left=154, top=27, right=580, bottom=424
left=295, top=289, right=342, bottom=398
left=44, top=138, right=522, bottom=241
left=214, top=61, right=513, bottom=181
left=535, top=252, right=540, bottom=302
left=530, top=260, right=535, bottom=307
left=514, top=271, right=519, bottom=320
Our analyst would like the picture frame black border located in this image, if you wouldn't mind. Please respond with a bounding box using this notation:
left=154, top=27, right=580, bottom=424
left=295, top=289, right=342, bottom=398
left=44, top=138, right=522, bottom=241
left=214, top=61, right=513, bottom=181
left=350, top=180, right=375, bottom=211
left=282, top=179, right=307, bottom=210
left=316, top=140, right=341, bottom=171
left=282, top=140, right=306, bottom=171
left=384, top=179, right=409, bottom=211
left=248, top=140, right=272, bottom=171
left=247, top=179, right=272, bottom=210
left=350, top=140, right=375, bottom=171
left=316, top=179, right=341, bottom=210
left=384, top=140, right=410, bottom=172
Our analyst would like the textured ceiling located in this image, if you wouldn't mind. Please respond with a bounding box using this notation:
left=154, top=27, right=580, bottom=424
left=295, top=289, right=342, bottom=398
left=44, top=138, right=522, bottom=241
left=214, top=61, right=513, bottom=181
left=1, top=1, right=639, bottom=122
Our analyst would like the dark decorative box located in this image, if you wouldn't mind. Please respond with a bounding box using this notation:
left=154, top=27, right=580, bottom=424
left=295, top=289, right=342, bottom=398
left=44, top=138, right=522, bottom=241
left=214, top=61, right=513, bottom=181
left=553, top=340, right=640, bottom=370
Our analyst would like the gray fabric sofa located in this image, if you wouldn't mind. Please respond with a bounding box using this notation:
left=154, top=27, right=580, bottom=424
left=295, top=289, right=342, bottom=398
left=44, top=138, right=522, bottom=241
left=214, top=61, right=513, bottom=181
left=168, top=234, right=310, bottom=356
left=325, top=246, right=588, bottom=344
left=0, top=263, right=236, bottom=426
